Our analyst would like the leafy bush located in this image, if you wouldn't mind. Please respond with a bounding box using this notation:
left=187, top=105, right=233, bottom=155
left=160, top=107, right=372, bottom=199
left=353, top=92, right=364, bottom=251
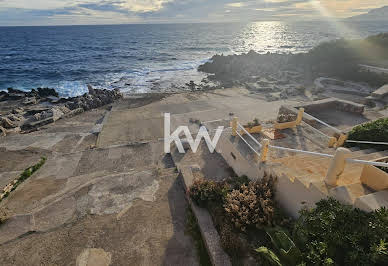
left=256, top=228, right=303, bottom=266
left=346, top=118, right=388, bottom=150
left=293, top=198, right=388, bottom=266
left=226, top=175, right=250, bottom=190
left=224, top=175, right=277, bottom=232
left=246, top=118, right=261, bottom=128
left=188, top=178, right=228, bottom=207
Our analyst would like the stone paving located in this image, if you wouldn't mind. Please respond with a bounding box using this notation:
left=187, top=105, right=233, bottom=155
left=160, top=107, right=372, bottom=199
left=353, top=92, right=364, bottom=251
left=1, top=87, right=367, bottom=265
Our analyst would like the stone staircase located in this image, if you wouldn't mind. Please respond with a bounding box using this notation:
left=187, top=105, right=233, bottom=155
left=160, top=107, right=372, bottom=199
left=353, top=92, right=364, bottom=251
left=270, top=146, right=388, bottom=213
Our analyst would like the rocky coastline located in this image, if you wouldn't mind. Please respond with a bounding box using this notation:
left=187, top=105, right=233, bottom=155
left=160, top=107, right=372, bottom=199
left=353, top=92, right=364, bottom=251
left=198, top=51, right=310, bottom=101
left=0, top=86, right=122, bottom=135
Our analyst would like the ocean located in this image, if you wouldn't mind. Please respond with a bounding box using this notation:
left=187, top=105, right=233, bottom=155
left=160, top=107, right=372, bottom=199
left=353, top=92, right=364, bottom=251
left=1, top=21, right=387, bottom=97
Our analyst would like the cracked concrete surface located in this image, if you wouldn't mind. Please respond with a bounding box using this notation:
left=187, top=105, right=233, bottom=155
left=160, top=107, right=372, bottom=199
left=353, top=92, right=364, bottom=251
left=0, top=88, right=302, bottom=265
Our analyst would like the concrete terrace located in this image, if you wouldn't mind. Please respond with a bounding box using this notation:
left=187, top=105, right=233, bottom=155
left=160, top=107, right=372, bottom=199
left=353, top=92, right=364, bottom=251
left=0, top=87, right=303, bottom=265
left=0, top=87, right=386, bottom=265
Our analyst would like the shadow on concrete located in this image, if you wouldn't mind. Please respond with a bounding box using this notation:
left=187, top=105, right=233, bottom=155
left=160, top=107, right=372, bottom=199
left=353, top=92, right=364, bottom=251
left=162, top=176, right=199, bottom=266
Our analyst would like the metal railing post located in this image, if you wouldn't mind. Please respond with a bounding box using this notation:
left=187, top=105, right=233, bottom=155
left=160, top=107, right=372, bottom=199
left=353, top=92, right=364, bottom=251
left=232, top=117, right=238, bottom=137
left=325, top=147, right=351, bottom=186
left=261, top=139, right=270, bottom=162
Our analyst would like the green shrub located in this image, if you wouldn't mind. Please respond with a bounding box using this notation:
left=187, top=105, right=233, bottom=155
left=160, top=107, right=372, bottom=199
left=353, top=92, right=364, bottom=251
left=224, top=175, right=277, bottom=232
left=293, top=198, right=388, bottom=265
left=188, top=179, right=228, bottom=207
left=346, top=118, right=388, bottom=150
left=226, top=175, right=250, bottom=190
left=256, top=228, right=303, bottom=266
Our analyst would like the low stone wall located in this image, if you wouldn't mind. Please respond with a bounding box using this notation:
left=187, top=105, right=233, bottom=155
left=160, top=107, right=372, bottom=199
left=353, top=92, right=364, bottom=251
left=180, top=166, right=232, bottom=266
left=298, top=98, right=365, bottom=114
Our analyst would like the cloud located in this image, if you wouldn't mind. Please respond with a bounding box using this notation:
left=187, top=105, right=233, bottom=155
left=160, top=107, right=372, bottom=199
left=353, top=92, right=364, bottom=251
left=0, top=0, right=386, bottom=25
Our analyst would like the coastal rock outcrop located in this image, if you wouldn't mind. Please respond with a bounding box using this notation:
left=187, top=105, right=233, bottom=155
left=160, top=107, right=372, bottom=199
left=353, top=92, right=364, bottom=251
left=0, top=86, right=123, bottom=132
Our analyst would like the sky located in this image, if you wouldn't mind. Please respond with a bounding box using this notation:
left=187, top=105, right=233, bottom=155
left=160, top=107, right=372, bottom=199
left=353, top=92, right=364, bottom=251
left=0, top=0, right=386, bottom=26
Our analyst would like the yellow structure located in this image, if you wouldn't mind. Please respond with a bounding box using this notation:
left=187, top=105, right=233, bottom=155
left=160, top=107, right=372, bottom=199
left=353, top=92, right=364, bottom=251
left=295, top=108, right=304, bottom=125
left=360, top=157, right=388, bottom=191
left=260, top=139, right=270, bottom=162
left=240, top=125, right=262, bottom=135
left=231, top=117, right=238, bottom=137
left=336, top=133, right=348, bottom=147
left=328, top=137, right=337, bottom=148
left=325, top=148, right=351, bottom=186
left=274, top=108, right=305, bottom=130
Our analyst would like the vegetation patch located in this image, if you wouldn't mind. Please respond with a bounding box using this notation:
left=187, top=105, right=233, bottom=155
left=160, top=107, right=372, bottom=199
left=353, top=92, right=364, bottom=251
left=185, top=206, right=212, bottom=266
left=293, top=198, right=388, bottom=265
left=189, top=175, right=388, bottom=265
left=244, top=118, right=261, bottom=128
left=345, top=118, right=388, bottom=150
left=0, top=157, right=46, bottom=202
left=188, top=175, right=291, bottom=264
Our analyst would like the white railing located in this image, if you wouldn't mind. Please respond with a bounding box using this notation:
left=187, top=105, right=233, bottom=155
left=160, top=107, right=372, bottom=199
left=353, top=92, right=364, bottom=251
left=302, top=120, right=332, bottom=139
left=346, top=158, right=388, bottom=168
left=235, top=131, right=261, bottom=158
left=346, top=140, right=388, bottom=146
left=237, top=123, right=262, bottom=148
left=303, top=112, right=342, bottom=134
left=269, top=145, right=334, bottom=159
left=230, top=116, right=388, bottom=180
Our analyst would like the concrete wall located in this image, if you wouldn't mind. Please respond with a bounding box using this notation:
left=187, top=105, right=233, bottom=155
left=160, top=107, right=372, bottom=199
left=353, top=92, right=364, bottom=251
left=216, top=134, right=326, bottom=218
left=361, top=159, right=388, bottom=191
left=216, top=135, right=265, bottom=180
left=298, top=98, right=365, bottom=114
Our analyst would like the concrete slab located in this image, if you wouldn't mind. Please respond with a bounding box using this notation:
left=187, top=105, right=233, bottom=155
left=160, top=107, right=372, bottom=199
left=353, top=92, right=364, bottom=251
left=372, top=84, right=388, bottom=98
left=76, top=248, right=112, bottom=266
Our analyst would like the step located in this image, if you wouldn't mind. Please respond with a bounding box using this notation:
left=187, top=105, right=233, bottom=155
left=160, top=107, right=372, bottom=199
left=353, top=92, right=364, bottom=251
left=351, top=151, right=388, bottom=161
left=352, top=148, right=378, bottom=156
left=362, top=148, right=379, bottom=154
left=329, top=183, right=372, bottom=204
left=354, top=190, right=388, bottom=212
left=349, top=147, right=361, bottom=152
left=339, top=172, right=362, bottom=186
left=272, top=166, right=306, bottom=182
left=309, top=181, right=330, bottom=196
left=296, top=174, right=323, bottom=188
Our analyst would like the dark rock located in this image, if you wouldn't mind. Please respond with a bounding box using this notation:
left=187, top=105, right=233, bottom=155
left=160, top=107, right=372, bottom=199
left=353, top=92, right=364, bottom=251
left=0, top=126, right=6, bottom=137
left=21, top=117, right=54, bottom=131
left=23, top=97, right=37, bottom=105
left=7, top=88, right=25, bottom=94
left=0, top=116, right=16, bottom=129
left=7, top=114, right=22, bottom=122
left=46, top=96, right=60, bottom=103
left=12, top=108, right=24, bottom=115
left=37, top=88, right=59, bottom=98
left=25, top=106, right=50, bottom=116
left=87, top=85, right=96, bottom=96
left=6, top=93, right=25, bottom=100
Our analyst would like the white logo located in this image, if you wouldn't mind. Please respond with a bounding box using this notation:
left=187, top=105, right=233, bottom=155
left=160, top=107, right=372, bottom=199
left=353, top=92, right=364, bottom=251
left=164, top=113, right=224, bottom=154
